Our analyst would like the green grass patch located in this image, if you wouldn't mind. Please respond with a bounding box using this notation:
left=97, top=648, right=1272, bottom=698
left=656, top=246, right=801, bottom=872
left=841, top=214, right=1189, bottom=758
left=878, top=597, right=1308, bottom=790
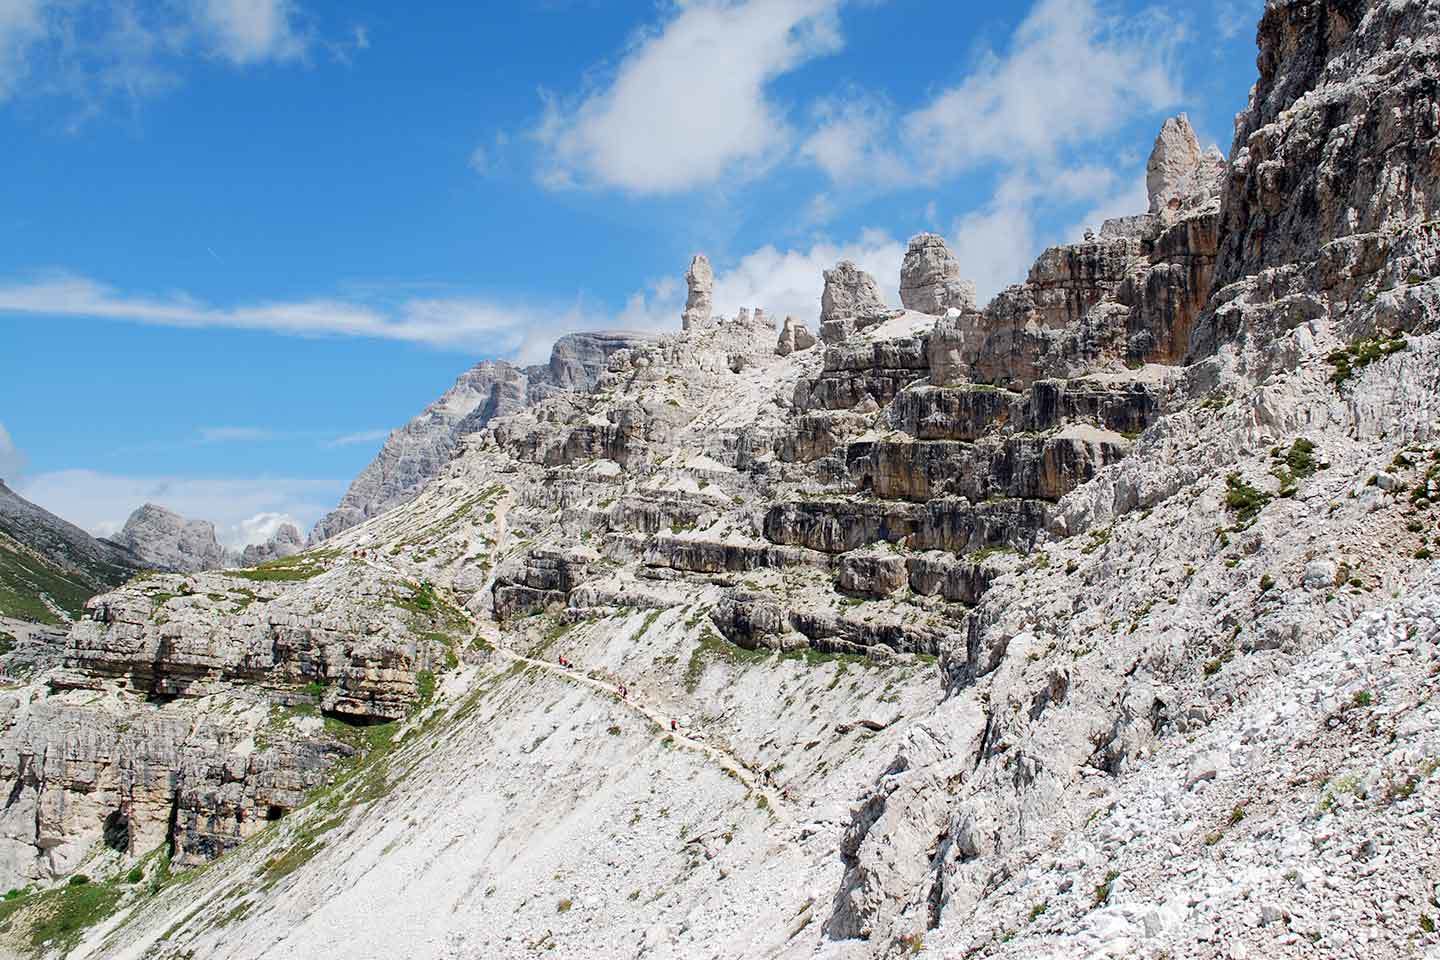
left=19, top=877, right=124, bottom=952
left=684, top=626, right=772, bottom=692
left=227, top=549, right=338, bottom=583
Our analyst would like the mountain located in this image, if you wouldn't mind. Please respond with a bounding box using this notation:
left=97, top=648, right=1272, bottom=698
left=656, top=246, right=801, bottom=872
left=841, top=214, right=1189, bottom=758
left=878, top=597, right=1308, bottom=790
left=309, top=330, right=659, bottom=543
left=110, top=503, right=229, bottom=574
left=0, top=479, right=146, bottom=624
left=1, top=2, right=1438, bottom=958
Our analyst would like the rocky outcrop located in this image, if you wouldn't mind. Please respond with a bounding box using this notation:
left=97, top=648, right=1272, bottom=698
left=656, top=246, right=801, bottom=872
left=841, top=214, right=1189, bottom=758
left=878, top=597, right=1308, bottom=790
left=776, top=315, right=817, bottom=356
left=492, top=547, right=597, bottom=620
left=113, top=504, right=226, bottom=574
left=682, top=254, right=714, bottom=331
left=1146, top=114, right=1225, bottom=220
left=68, top=563, right=449, bottom=722
left=311, top=331, right=656, bottom=543
left=899, top=234, right=976, bottom=315
left=820, top=261, right=903, bottom=342
left=239, top=523, right=304, bottom=567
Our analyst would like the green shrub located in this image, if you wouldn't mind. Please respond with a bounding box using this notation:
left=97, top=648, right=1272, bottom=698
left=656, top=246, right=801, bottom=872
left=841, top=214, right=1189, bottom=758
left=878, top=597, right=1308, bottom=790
left=1225, top=474, right=1272, bottom=525
left=68, top=875, right=89, bottom=886
left=1328, top=332, right=1407, bottom=387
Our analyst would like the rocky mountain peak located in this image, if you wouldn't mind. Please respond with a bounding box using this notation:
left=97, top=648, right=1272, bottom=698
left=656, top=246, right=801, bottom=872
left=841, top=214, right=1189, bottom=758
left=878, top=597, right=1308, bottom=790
left=112, top=503, right=227, bottom=574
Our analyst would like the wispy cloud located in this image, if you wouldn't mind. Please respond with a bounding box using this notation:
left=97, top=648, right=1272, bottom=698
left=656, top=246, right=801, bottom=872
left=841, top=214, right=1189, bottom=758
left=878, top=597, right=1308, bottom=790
left=532, top=0, right=845, bottom=194
left=0, top=273, right=628, bottom=362
left=326, top=428, right=391, bottom=448
left=199, top=426, right=271, bottom=443
left=0, top=0, right=350, bottom=117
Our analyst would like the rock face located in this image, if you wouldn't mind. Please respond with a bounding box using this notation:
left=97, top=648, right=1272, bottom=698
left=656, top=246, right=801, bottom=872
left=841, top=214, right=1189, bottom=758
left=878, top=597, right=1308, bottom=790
left=8, top=5, right=1440, bottom=958
left=310, top=330, right=656, bottom=543
left=0, top=481, right=146, bottom=623
left=899, top=233, right=977, bottom=315
left=820, top=260, right=903, bottom=342
left=775, top=315, right=817, bottom=356
left=1146, top=113, right=1225, bottom=219
left=112, top=504, right=226, bottom=574
left=681, top=254, right=714, bottom=331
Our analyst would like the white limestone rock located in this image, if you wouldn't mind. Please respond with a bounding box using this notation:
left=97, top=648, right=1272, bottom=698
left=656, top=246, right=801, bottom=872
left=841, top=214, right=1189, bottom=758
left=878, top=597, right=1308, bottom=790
left=682, top=254, right=714, bottom=331
left=899, top=233, right=976, bottom=315
left=820, top=260, right=902, bottom=342
left=775, top=316, right=817, bottom=356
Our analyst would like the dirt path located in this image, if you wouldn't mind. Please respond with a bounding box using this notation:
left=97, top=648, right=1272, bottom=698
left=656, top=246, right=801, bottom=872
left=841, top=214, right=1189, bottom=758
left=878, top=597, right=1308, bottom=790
left=360, top=556, right=791, bottom=820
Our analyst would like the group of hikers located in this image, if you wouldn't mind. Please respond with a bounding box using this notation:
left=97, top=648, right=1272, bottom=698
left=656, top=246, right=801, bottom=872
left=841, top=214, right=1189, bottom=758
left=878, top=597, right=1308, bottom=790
left=553, top=653, right=685, bottom=735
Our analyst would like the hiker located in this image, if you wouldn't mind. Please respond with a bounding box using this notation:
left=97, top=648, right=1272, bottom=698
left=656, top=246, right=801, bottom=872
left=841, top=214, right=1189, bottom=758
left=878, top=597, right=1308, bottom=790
left=670, top=718, right=677, bottom=732
left=619, top=683, right=627, bottom=699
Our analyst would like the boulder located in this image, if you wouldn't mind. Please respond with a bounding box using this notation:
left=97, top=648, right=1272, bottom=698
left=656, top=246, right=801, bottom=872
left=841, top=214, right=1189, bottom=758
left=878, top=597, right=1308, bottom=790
left=776, top=316, right=818, bottom=356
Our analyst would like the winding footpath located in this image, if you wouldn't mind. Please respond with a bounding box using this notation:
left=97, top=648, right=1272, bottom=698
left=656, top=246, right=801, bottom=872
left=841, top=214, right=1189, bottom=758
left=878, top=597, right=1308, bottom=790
left=357, top=555, right=792, bottom=821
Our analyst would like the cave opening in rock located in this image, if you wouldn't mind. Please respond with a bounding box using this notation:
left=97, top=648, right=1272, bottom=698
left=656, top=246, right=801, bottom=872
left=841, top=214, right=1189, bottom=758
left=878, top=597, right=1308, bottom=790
left=266, top=805, right=286, bottom=822
left=102, top=810, right=130, bottom=853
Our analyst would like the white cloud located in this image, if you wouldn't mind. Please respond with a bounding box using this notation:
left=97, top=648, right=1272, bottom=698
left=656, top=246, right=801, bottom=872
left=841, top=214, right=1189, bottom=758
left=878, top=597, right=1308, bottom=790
left=1216, top=0, right=1258, bottom=40
left=16, top=469, right=337, bottom=548
left=534, top=0, right=845, bottom=194
left=713, top=229, right=903, bottom=322
left=798, top=0, right=1184, bottom=191
left=613, top=229, right=905, bottom=333
left=194, top=0, right=306, bottom=65
left=946, top=164, right=1136, bottom=304
left=199, top=426, right=271, bottom=443
left=228, top=511, right=301, bottom=549
left=0, top=420, right=26, bottom=479
left=800, top=93, right=909, bottom=186
left=902, top=0, right=1182, bottom=178
left=327, top=428, right=391, bottom=449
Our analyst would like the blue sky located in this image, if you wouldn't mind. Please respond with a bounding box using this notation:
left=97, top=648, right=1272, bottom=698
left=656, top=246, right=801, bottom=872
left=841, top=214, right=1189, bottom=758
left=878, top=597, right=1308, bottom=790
left=0, top=0, right=1262, bottom=545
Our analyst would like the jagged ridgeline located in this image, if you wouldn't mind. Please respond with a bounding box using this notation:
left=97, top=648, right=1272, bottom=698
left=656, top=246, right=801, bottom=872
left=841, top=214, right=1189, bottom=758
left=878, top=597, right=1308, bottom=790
left=2, top=1, right=1440, bottom=957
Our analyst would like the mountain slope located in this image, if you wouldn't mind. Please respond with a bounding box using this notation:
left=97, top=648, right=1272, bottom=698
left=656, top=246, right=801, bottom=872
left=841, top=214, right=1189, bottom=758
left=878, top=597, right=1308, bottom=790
left=0, top=2, right=1437, bottom=958
left=0, top=481, right=146, bottom=624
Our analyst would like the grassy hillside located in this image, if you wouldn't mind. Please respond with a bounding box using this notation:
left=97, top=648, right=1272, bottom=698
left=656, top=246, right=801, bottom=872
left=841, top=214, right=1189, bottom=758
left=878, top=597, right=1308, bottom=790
left=0, top=534, right=98, bottom=624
